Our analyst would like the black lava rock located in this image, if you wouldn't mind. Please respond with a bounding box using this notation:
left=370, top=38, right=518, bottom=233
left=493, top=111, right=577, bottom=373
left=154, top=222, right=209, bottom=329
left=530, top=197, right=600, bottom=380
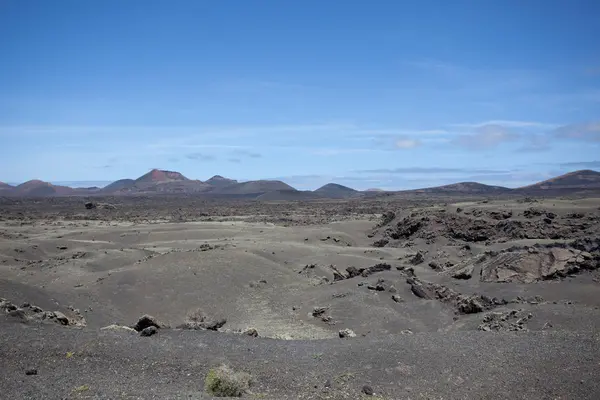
left=140, top=326, right=158, bottom=337
left=362, top=385, right=374, bottom=395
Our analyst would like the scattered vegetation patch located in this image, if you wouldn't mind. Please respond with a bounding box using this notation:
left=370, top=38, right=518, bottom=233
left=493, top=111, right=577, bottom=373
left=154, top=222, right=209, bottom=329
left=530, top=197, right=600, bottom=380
left=204, top=364, right=252, bottom=397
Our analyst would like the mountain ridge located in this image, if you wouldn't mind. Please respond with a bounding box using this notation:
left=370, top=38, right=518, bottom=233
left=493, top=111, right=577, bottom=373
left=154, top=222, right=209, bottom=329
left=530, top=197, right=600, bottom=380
left=2, top=169, right=599, bottom=199
left=314, top=183, right=359, bottom=199
left=517, top=169, right=600, bottom=191
left=135, top=169, right=189, bottom=183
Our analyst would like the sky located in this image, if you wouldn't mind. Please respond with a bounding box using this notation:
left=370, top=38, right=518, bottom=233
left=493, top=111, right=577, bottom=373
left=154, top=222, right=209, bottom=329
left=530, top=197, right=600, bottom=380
left=1, top=0, right=599, bottom=190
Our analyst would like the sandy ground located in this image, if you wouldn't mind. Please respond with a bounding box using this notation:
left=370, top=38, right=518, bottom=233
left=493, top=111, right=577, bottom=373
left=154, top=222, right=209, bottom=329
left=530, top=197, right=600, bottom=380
left=1, top=196, right=599, bottom=398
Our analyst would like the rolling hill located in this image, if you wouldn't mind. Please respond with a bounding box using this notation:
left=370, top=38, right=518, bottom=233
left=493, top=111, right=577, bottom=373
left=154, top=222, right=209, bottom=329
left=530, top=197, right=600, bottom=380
left=135, top=169, right=189, bottom=183
left=518, top=170, right=600, bottom=192
left=3, top=169, right=600, bottom=198
left=11, top=180, right=75, bottom=197
left=101, top=179, right=136, bottom=193
left=414, top=182, right=511, bottom=194
left=256, top=190, right=321, bottom=201
left=205, top=175, right=238, bottom=188
left=314, top=183, right=359, bottom=199
left=0, top=182, right=13, bottom=195
left=213, top=180, right=296, bottom=195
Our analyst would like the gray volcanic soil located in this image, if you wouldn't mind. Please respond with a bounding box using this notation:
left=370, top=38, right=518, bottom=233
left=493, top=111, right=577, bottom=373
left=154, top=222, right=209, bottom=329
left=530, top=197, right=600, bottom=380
left=1, top=196, right=600, bottom=399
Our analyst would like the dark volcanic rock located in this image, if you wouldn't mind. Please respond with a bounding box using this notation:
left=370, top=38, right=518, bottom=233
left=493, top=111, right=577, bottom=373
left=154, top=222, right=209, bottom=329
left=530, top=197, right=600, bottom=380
left=242, top=328, right=258, bottom=337
left=312, top=307, right=328, bottom=317
left=362, top=385, right=374, bottom=395
left=201, top=318, right=227, bottom=331
left=140, top=326, right=158, bottom=337
left=372, top=239, right=389, bottom=248
left=457, top=296, right=485, bottom=314
left=409, top=252, right=425, bottom=265
left=407, top=278, right=433, bottom=299
left=42, top=311, right=70, bottom=325
left=390, top=217, right=424, bottom=239
left=133, top=314, right=163, bottom=332
left=452, top=264, right=474, bottom=280
left=346, top=266, right=361, bottom=278
left=54, top=311, right=70, bottom=325
left=25, top=368, right=38, bottom=376
left=333, top=271, right=346, bottom=281
left=345, top=263, right=391, bottom=280
left=367, top=282, right=385, bottom=291
left=178, top=318, right=227, bottom=331
left=523, top=208, right=543, bottom=218
left=338, top=329, right=356, bottom=338
left=8, top=308, right=27, bottom=320
left=379, top=211, right=396, bottom=226
left=479, top=310, right=533, bottom=332
left=392, top=295, right=404, bottom=303
left=367, top=263, right=392, bottom=274
left=477, top=244, right=600, bottom=283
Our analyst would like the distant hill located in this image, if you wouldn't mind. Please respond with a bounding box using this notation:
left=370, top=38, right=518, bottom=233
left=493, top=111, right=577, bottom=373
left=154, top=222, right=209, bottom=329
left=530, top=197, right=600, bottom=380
left=135, top=169, right=189, bottom=183
left=518, top=170, right=600, bottom=192
left=101, top=179, right=136, bottom=193
left=365, top=188, right=385, bottom=192
left=102, top=171, right=211, bottom=194
left=5, top=169, right=600, bottom=198
left=314, top=183, right=359, bottom=199
left=214, top=180, right=296, bottom=195
left=205, top=175, right=238, bottom=188
left=414, top=182, right=510, bottom=194
left=12, top=180, right=75, bottom=197
left=0, top=182, right=13, bottom=195
left=256, top=190, right=321, bottom=201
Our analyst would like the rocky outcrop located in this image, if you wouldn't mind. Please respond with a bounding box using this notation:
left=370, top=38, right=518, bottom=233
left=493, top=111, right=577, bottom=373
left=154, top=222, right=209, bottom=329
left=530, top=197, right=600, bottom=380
left=1, top=298, right=86, bottom=327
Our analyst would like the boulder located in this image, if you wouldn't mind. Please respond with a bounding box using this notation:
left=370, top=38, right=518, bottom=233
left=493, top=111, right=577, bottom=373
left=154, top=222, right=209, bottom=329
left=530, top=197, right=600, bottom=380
left=8, top=308, right=27, bottom=320
left=409, top=252, right=425, bottom=265
left=140, top=326, right=158, bottom=337
left=133, top=314, right=163, bottom=332
left=312, top=306, right=328, bottom=317
left=407, top=278, right=433, bottom=299
left=201, top=318, right=227, bottom=331
left=452, top=264, right=474, bottom=280
left=242, top=328, right=258, bottom=337
left=53, top=311, right=70, bottom=325
left=362, top=385, right=374, bottom=396
left=338, top=329, right=356, bottom=338
left=392, top=295, right=404, bottom=303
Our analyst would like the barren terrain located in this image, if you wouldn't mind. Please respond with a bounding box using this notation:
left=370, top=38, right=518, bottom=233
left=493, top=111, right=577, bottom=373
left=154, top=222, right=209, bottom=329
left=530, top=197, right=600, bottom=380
left=1, top=195, right=600, bottom=399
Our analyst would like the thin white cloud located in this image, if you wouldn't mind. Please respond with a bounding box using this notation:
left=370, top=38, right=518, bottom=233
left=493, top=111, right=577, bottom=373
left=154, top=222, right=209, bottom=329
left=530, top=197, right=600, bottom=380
left=311, top=148, right=383, bottom=156
left=395, top=138, right=421, bottom=149
left=452, top=124, right=519, bottom=149
left=560, top=160, right=600, bottom=169
left=355, top=128, right=449, bottom=137
left=147, top=143, right=249, bottom=150
left=0, top=123, right=355, bottom=137
left=554, top=122, right=600, bottom=141
left=450, top=120, right=557, bottom=129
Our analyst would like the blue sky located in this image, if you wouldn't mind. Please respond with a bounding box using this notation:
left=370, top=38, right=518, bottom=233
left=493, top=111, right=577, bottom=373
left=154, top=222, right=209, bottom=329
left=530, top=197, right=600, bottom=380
left=1, top=0, right=599, bottom=190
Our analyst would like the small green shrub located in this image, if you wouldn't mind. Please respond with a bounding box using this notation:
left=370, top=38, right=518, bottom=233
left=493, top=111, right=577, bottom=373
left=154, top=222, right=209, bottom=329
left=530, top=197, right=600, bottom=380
left=204, top=364, right=251, bottom=397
